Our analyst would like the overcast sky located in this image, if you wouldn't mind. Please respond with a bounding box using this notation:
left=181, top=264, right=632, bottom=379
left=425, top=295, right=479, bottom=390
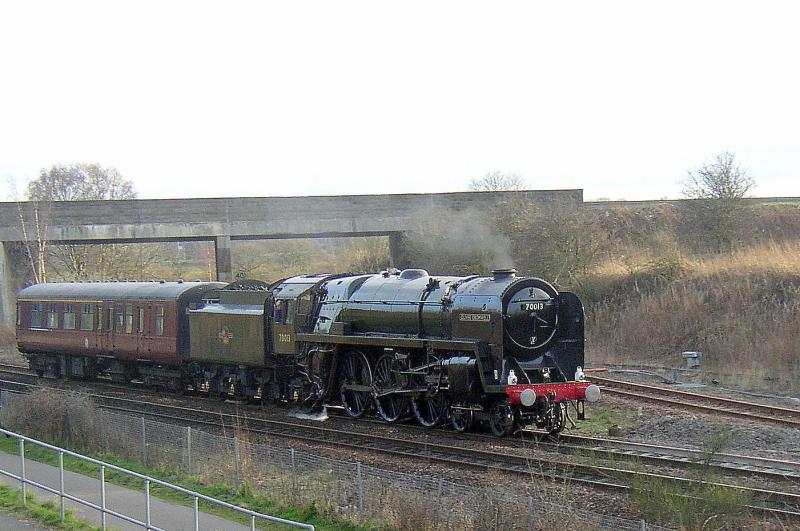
left=1, top=1, right=798, bottom=201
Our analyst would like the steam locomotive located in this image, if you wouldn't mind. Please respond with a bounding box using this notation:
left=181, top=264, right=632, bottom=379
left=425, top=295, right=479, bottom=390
left=16, top=268, right=599, bottom=436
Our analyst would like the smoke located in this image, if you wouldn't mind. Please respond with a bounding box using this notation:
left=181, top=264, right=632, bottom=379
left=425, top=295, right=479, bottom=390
left=407, top=206, right=514, bottom=274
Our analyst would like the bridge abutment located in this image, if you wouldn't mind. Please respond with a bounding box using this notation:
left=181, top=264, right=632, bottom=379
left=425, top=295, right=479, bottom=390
left=0, top=242, right=33, bottom=327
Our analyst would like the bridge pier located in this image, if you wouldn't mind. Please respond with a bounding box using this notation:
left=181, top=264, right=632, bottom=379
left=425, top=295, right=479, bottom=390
left=0, top=242, right=32, bottom=327
left=214, top=236, right=233, bottom=283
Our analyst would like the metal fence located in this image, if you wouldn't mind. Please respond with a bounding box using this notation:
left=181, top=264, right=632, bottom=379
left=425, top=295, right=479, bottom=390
left=0, top=426, right=314, bottom=530
left=0, top=391, right=665, bottom=530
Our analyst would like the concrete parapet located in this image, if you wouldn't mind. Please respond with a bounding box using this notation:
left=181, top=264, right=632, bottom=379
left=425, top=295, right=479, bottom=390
left=0, top=190, right=582, bottom=243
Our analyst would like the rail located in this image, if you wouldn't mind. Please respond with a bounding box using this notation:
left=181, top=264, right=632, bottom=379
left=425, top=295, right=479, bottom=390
left=0, top=427, right=314, bottom=531
left=588, top=375, right=800, bottom=427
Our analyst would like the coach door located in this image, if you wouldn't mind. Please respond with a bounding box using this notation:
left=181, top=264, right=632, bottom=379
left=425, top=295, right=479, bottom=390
left=99, top=303, right=114, bottom=354
left=134, top=304, right=145, bottom=357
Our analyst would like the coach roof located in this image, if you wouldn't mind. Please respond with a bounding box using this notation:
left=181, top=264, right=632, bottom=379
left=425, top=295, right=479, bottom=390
left=17, top=281, right=226, bottom=302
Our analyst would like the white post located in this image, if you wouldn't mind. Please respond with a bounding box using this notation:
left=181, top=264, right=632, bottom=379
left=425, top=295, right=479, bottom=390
left=99, top=465, right=106, bottom=530
left=250, top=515, right=256, bottom=531
left=145, top=479, right=151, bottom=529
left=193, top=495, right=200, bottom=531
left=59, top=450, right=65, bottom=522
left=18, top=438, right=25, bottom=505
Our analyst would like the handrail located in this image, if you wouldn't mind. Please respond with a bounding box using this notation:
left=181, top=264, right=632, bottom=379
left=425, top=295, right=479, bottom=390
left=0, top=427, right=314, bottom=530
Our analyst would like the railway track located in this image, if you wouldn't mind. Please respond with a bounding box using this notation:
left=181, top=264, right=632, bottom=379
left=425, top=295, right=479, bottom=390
left=3, top=362, right=800, bottom=480
left=588, top=375, right=800, bottom=428
left=1, top=374, right=799, bottom=519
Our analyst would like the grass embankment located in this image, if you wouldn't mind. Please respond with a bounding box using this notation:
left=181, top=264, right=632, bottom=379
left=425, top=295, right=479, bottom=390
left=583, top=241, right=800, bottom=393
left=0, top=436, right=361, bottom=531
left=0, top=483, right=99, bottom=530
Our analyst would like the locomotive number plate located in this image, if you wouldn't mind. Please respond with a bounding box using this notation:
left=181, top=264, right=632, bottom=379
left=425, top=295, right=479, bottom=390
left=278, top=333, right=292, bottom=343
left=459, top=313, right=490, bottom=322
left=521, top=302, right=545, bottom=311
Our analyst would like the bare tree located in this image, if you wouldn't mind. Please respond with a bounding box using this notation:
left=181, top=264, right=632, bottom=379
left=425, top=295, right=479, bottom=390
left=681, top=152, right=755, bottom=251
left=27, top=163, right=135, bottom=202
left=25, top=163, right=141, bottom=280
left=682, top=152, right=754, bottom=201
left=7, top=178, right=48, bottom=283
left=468, top=171, right=526, bottom=191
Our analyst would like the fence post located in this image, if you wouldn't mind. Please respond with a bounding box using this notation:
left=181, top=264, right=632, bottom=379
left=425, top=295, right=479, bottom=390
left=433, top=478, right=443, bottom=529
left=97, top=408, right=104, bottom=451
left=640, top=520, right=647, bottom=531
left=140, top=417, right=147, bottom=465
left=18, top=438, right=25, bottom=505
left=527, top=495, right=534, bottom=531
left=145, top=479, right=151, bottom=529
left=356, top=462, right=363, bottom=518
left=290, top=448, right=296, bottom=498
left=59, top=450, right=65, bottom=522
left=185, top=426, right=192, bottom=473
left=234, top=436, right=241, bottom=488
left=99, top=464, right=107, bottom=530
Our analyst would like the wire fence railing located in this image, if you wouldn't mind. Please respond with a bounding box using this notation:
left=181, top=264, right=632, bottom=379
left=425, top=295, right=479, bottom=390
left=0, top=426, right=314, bottom=530
left=0, top=391, right=666, bottom=530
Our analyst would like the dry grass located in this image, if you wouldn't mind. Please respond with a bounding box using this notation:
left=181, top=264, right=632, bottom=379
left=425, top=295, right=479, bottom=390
left=585, top=241, right=800, bottom=392
left=0, top=389, right=100, bottom=449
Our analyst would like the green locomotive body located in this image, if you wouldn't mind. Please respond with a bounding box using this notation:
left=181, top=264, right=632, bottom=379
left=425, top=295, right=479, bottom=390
left=186, top=268, right=598, bottom=435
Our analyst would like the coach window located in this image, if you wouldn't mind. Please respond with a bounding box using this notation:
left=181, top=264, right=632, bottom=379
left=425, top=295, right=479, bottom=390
left=115, top=306, right=125, bottom=333
left=46, top=303, right=59, bottom=329
left=80, top=304, right=94, bottom=330
left=155, top=306, right=164, bottom=336
left=16, top=303, right=20, bottom=326
left=138, top=307, right=145, bottom=334
left=97, top=305, right=103, bottom=331
left=30, top=303, right=43, bottom=328
left=63, top=303, right=76, bottom=330
left=108, top=308, right=114, bottom=331
left=125, top=304, right=133, bottom=333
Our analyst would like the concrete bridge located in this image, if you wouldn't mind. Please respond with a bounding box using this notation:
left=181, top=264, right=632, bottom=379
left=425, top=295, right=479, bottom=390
left=0, top=189, right=582, bottom=326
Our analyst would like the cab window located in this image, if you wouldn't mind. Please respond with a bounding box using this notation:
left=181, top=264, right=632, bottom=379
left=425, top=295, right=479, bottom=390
left=273, top=300, right=285, bottom=324
left=285, top=300, right=297, bottom=324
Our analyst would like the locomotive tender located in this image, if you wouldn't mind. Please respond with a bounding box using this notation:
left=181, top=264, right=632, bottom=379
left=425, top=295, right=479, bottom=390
left=16, top=269, right=599, bottom=436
